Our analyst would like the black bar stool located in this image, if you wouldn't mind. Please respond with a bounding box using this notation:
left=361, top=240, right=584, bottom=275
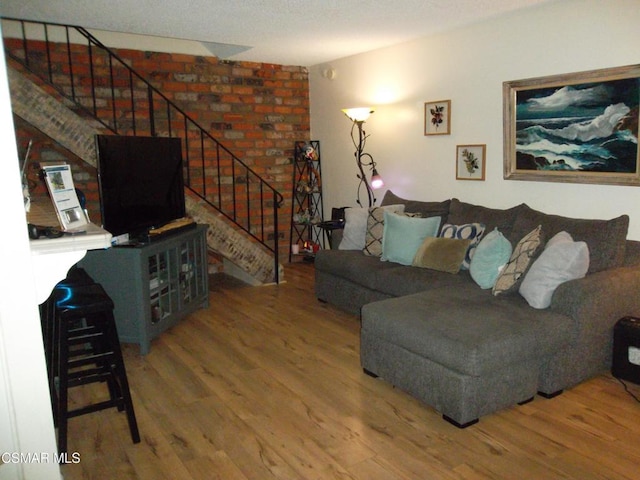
left=40, top=267, right=96, bottom=423
left=47, top=269, right=140, bottom=455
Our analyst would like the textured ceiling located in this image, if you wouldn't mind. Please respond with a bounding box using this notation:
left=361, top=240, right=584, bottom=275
left=0, top=0, right=556, bottom=66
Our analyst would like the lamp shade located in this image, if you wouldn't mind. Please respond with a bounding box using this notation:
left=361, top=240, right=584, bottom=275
left=371, top=168, right=384, bottom=189
left=342, top=107, right=373, bottom=122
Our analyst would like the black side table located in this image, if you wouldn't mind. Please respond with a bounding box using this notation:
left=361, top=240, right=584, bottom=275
left=318, top=220, right=345, bottom=249
left=612, top=316, right=640, bottom=385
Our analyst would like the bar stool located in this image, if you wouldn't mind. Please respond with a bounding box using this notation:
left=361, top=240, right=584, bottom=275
left=40, top=267, right=96, bottom=422
left=49, top=272, right=140, bottom=455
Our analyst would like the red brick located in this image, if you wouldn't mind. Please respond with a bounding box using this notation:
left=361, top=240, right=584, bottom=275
left=10, top=37, right=310, bottom=252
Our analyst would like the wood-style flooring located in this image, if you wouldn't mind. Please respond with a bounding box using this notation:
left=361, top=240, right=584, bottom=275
left=61, top=262, right=640, bottom=480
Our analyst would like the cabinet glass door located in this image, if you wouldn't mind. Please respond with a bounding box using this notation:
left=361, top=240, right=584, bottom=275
left=179, top=234, right=206, bottom=306
left=148, top=249, right=178, bottom=324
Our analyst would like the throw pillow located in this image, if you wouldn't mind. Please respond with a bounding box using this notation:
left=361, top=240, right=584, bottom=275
left=492, top=225, right=543, bottom=296
left=362, top=204, right=405, bottom=256
left=338, top=207, right=368, bottom=250
left=439, top=222, right=486, bottom=270
left=412, top=237, right=472, bottom=274
left=381, top=211, right=441, bottom=266
left=469, top=228, right=513, bottom=289
left=519, top=231, right=589, bottom=309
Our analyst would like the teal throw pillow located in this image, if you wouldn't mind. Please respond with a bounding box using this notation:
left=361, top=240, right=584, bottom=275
left=469, top=228, right=512, bottom=289
left=381, top=211, right=441, bottom=266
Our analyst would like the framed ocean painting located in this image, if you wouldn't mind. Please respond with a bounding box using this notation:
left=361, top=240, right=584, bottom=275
left=503, top=64, right=640, bottom=186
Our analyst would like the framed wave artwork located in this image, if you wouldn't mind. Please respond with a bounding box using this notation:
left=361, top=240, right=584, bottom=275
left=503, top=64, right=640, bottom=186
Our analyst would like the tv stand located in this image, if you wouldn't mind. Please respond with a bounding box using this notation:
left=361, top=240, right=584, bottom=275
left=78, top=224, right=209, bottom=354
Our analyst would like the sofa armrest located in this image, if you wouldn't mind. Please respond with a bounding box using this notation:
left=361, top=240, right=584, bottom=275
left=550, top=265, right=640, bottom=335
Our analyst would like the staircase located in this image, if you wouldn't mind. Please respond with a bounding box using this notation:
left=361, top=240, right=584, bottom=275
left=2, top=18, right=285, bottom=283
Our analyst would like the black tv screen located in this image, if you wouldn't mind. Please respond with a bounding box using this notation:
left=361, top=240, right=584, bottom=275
left=95, top=135, right=186, bottom=238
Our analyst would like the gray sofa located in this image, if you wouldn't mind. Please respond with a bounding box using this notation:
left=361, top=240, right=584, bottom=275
left=315, top=191, right=640, bottom=427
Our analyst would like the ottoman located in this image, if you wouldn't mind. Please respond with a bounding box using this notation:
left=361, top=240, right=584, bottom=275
left=360, top=285, right=573, bottom=427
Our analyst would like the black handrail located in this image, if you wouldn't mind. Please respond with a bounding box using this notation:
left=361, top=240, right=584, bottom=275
left=2, top=17, right=282, bottom=282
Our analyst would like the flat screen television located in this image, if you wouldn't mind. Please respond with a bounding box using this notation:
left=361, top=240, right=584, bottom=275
left=95, top=135, right=186, bottom=240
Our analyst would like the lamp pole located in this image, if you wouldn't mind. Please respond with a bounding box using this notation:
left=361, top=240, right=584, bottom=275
left=352, top=120, right=375, bottom=208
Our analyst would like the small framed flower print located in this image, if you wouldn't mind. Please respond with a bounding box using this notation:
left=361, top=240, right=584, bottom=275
left=424, top=100, right=451, bottom=135
left=456, top=144, right=486, bottom=181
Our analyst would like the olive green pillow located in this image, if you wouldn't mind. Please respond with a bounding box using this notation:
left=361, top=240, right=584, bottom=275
left=412, top=237, right=472, bottom=274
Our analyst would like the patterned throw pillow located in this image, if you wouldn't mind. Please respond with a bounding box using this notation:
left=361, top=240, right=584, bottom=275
left=363, top=205, right=405, bottom=256
left=439, top=223, right=486, bottom=270
left=492, top=225, right=543, bottom=296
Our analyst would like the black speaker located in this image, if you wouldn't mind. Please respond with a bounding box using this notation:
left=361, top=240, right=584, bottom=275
left=612, top=316, right=640, bottom=385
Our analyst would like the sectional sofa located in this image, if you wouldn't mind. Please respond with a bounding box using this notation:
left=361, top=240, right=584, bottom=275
left=315, top=191, right=640, bottom=427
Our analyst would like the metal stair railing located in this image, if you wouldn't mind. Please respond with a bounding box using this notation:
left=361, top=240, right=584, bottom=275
left=2, top=17, right=283, bottom=283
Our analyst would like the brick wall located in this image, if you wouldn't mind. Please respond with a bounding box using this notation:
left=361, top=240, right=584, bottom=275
left=6, top=37, right=309, bottom=259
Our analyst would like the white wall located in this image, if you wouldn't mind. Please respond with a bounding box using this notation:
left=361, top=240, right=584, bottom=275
left=310, top=0, right=640, bottom=240
left=0, top=24, right=62, bottom=480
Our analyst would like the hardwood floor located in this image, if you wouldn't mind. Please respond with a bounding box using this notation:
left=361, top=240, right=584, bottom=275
left=61, top=262, right=640, bottom=480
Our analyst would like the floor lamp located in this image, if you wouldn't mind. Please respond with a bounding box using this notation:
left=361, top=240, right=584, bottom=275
left=342, top=107, right=384, bottom=208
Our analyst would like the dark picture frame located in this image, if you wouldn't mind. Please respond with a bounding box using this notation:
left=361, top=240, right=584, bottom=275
left=503, top=64, right=640, bottom=185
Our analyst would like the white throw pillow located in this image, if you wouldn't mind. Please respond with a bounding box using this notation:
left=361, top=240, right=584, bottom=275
left=338, top=208, right=368, bottom=250
left=519, top=231, right=590, bottom=309
left=338, top=204, right=405, bottom=250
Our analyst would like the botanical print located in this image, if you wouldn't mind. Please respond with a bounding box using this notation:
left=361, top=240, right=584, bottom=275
left=461, top=148, right=480, bottom=175
left=430, top=105, right=445, bottom=130
left=515, top=78, right=639, bottom=173
left=424, top=100, right=451, bottom=135
left=456, top=144, right=485, bottom=181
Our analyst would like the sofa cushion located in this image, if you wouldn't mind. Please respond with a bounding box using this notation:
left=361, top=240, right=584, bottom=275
left=314, top=250, right=399, bottom=291
left=361, top=285, right=574, bottom=376
left=492, top=225, right=543, bottom=296
left=412, top=237, right=471, bottom=274
left=439, top=222, right=486, bottom=270
left=469, top=229, right=512, bottom=289
left=363, top=205, right=405, bottom=257
left=510, top=204, right=628, bottom=273
left=380, top=190, right=451, bottom=222
left=519, top=231, right=589, bottom=309
left=374, top=265, right=471, bottom=297
left=381, top=211, right=441, bottom=265
left=447, top=198, right=524, bottom=243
